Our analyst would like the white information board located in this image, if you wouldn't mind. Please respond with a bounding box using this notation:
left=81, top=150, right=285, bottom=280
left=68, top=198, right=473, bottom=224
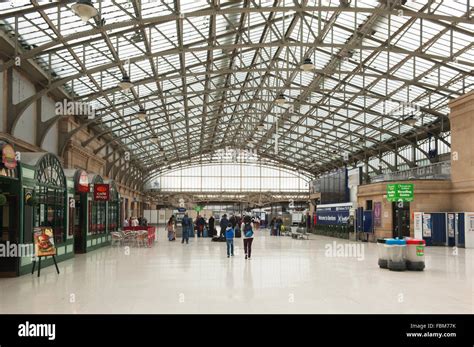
left=151, top=210, right=158, bottom=224
left=465, top=212, right=474, bottom=249
left=413, top=212, right=423, bottom=240
left=158, top=209, right=166, bottom=224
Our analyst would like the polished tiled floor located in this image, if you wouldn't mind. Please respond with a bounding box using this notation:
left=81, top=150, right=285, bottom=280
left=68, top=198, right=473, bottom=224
left=0, top=227, right=472, bottom=314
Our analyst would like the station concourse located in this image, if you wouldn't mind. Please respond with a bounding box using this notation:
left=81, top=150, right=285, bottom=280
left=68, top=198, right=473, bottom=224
left=0, top=0, right=472, bottom=316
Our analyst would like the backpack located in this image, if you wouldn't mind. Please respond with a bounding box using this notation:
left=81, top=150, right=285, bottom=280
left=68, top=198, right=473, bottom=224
left=244, top=223, right=253, bottom=238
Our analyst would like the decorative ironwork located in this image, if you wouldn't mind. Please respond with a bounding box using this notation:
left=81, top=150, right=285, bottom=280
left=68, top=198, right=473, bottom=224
left=36, top=154, right=66, bottom=188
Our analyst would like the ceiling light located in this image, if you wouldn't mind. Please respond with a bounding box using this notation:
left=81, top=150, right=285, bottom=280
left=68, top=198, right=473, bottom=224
left=275, top=93, right=286, bottom=105
left=118, top=75, right=133, bottom=90
left=404, top=115, right=417, bottom=126
left=136, top=108, right=147, bottom=121
left=300, top=58, right=314, bottom=71
left=159, top=147, right=164, bottom=153
left=71, top=0, right=98, bottom=22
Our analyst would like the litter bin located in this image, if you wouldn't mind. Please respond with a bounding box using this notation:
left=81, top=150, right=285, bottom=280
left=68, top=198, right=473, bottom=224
left=406, top=239, right=426, bottom=271
left=377, top=238, right=388, bottom=268
left=385, top=238, right=407, bottom=271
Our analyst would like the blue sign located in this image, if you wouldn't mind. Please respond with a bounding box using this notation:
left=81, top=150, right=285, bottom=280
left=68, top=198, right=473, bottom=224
left=316, top=204, right=351, bottom=225
left=177, top=207, right=186, bottom=213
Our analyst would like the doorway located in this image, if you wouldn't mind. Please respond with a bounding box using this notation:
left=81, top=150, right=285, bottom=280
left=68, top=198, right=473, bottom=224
left=0, top=183, right=20, bottom=276
left=74, top=195, right=86, bottom=253
left=392, top=202, right=410, bottom=238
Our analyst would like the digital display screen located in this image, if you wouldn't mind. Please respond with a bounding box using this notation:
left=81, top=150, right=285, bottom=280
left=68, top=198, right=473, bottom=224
left=320, top=168, right=349, bottom=204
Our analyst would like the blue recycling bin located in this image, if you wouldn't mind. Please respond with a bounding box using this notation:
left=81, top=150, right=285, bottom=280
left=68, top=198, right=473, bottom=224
left=385, top=238, right=407, bottom=271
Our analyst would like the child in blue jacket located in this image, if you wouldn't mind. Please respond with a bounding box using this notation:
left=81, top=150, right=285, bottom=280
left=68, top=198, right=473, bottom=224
left=225, top=225, right=234, bottom=258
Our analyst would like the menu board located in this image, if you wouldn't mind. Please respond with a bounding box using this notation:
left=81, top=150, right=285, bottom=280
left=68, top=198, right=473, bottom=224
left=34, top=227, right=56, bottom=257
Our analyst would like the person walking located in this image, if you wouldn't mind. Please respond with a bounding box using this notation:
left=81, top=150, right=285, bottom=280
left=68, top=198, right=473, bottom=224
left=225, top=224, right=234, bottom=258
left=276, top=216, right=283, bottom=236
left=208, top=215, right=215, bottom=237
left=219, top=214, right=229, bottom=238
left=306, top=212, right=311, bottom=233
left=123, top=217, right=129, bottom=228
left=167, top=217, right=176, bottom=241
left=270, top=217, right=276, bottom=236
left=181, top=213, right=192, bottom=244
left=235, top=215, right=241, bottom=238
left=196, top=214, right=205, bottom=237
left=242, top=216, right=254, bottom=259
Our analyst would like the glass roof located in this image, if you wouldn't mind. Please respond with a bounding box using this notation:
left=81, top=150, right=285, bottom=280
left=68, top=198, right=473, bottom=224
left=1, top=0, right=473, bottom=178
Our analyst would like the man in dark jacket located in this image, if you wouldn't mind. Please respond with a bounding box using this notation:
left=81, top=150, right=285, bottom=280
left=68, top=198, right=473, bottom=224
left=181, top=213, right=192, bottom=244
left=229, top=214, right=237, bottom=228
left=196, top=215, right=205, bottom=237
left=208, top=216, right=215, bottom=237
left=219, top=214, right=229, bottom=237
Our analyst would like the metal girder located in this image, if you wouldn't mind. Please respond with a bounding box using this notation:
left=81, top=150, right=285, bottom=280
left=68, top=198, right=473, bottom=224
left=1, top=0, right=471, bottom=183
left=1, top=4, right=472, bottom=65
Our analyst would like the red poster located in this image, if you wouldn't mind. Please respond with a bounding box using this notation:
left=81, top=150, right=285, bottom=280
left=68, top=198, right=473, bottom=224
left=94, top=184, right=110, bottom=201
left=76, top=171, right=89, bottom=193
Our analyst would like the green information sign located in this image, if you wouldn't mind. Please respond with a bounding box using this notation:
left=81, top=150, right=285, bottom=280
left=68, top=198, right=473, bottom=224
left=194, top=205, right=203, bottom=213
left=386, top=183, right=414, bottom=202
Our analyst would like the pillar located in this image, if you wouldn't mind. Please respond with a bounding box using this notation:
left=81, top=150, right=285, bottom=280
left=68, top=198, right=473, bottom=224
left=448, top=91, right=474, bottom=211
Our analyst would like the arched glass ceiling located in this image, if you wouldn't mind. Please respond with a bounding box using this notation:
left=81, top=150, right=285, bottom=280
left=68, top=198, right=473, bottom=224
left=0, top=0, right=473, bottom=178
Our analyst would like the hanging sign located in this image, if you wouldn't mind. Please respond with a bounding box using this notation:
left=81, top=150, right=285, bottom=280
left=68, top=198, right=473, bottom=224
left=194, top=205, right=203, bottom=213
left=1, top=144, right=17, bottom=170
left=94, top=184, right=110, bottom=201
left=386, top=183, right=414, bottom=202
left=34, top=227, right=56, bottom=257
left=75, top=170, right=89, bottom=193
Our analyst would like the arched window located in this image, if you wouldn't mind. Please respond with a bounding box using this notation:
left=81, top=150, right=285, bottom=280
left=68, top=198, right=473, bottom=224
left=34, top=154, right=67, bottom=244
left=145, top=162, right=310, bottom=193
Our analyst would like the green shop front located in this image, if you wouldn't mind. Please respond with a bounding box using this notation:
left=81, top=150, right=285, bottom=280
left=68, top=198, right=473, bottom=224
left=85, top=174, right=111, bottom=251
left=104, top=179, right=120, bottom=233
left=64, top=169, right=90, bottom=253
left=18, top=152, right=74, bottom=276
left=0, top=140, right=22, bottom=277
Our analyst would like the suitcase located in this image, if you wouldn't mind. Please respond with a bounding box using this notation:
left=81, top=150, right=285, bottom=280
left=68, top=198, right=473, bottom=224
left=203, top=227, right=208, bottom=238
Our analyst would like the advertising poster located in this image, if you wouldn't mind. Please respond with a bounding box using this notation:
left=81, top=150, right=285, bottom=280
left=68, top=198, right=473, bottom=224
left=465, top=212, right=474, bottom=249
left=34, top=227, right=56, bottom=257
left=414, top=212, right=423, bottom=239
left=422, top=213, right=432, bottom=237
left=374, top=202, right=382, bottom=227
left=447, top=213, right=455, bottom=238
left=316, top=204, right=352, bottom=225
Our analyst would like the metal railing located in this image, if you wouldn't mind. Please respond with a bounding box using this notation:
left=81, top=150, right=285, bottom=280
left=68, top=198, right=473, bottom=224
left=370, top=161, right=451, bottom=183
